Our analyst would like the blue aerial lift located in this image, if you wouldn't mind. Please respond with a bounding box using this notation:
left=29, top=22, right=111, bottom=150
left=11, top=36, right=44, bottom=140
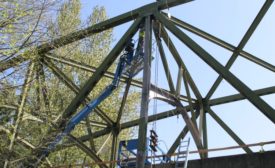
left=117, top=130, right=168, bottom=168
left=38, top=27, right=168, bottom=167
left=117, top=138, right=151, bottom=167
left=39, top=33, right=145, bottom=162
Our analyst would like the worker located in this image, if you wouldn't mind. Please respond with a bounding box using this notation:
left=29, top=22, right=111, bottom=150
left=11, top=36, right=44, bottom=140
left=136, top=26, right=145, bottom=58
left=124, top=39, right=135, bottom=64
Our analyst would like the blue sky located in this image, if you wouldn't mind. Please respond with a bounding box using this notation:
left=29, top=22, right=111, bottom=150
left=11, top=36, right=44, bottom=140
left=80, top=0, right=275, bottom=159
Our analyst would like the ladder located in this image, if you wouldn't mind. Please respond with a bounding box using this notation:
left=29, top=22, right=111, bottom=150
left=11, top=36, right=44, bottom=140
left=175, top=138, right=190, bottom=168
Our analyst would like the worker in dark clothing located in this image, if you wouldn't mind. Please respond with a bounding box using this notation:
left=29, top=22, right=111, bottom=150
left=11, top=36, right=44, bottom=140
left=124, top=39, right=135, bottom=64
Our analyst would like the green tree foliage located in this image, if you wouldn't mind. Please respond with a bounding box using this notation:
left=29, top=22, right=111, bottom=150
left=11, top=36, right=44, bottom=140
left=0, top=0, right=139, bottom=167
left=0, top=0, right=58, bottom=61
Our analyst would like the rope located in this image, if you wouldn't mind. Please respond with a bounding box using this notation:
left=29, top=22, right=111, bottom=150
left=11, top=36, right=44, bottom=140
left=152, top=38, right=159, bottom=132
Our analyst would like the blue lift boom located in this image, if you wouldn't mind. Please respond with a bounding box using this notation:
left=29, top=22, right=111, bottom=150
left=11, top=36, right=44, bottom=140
left=38, top=39, right=143, bottom=162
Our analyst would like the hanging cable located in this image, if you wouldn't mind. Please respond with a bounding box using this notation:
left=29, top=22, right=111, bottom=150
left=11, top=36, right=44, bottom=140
left=149, top=37, right=160, bottom=166
left=153, top=39, right=159, bottom=132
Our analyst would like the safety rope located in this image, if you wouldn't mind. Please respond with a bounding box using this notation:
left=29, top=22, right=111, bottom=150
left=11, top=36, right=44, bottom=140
left=153, top=38, right=159, bottom=132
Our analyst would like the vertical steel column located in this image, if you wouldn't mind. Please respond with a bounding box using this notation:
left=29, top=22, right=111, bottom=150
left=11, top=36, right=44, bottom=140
left=198, top=104, right=204, bottom=137
left=202, top=112, right=208, bottom=157
left=200, top=103, right=208, bottom=158
left=110, top=133, right=118, bottom=168
left=137, top=16, right=152, bottom=168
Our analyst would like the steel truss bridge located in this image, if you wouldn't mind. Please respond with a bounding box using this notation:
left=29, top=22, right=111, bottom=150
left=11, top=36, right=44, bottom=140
left=0, top=0, right=274, bottom=167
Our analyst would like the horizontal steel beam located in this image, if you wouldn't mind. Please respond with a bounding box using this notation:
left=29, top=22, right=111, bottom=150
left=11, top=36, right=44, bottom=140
left=209, top=86, right=275, bottom=106
left=73, top=106, right=193, bottom=148
left=59, top=103, right=198, bottom=151
left=45, top=53, right=143, bottom=87
left=45, top=53, right=191, bottom=102
left=56, top=106, right=194, bottom=150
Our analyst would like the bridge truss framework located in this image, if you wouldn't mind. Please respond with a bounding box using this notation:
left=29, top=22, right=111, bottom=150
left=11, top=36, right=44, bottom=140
left=0, top=0, right=275, bottom=167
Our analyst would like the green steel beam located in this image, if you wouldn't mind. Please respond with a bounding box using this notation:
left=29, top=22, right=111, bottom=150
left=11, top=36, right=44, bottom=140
left=153, top=26, right=176, bottom=94
left=202, top=109, right=208, bottom=158
left=167, top=125, right=189, bottom=155
left=45, top=53, right=191, bottom=103
left=109, top=132, right=118, bottom=168
left=150, top=84, right=182, bottom=106
left=176, top=67, right=183, bottom=97
left=209, top=86, right=275, bottom=106
left=45, top=53, right=143, bottom=88
left=79, top=120, right=108, bottom=128
left=0, top=0, right=193, bottom=73
left=208, top=108, right=253, bottom=154
left=26, top=19, right=142, bottom=166
left=239, top=50, right=275, bottom=72
left=177, top=106, right=204, bottom=158
left=43, top=59, right=114, bottom=126
left=116, top=79, right=132, bottom=123
left=155, top=12, right=275, bottom=124
left=183, top=70, right=198, bottom=128
left=67, top=135, right=108, bottom=168
left=34, top=0, right=193, bottom=54
left=152, top=79, right=204, bottom=157
left=167, top=13, right=275, bottom=73
left=166, top=112, right=199, bottom=156
left=45, top=54, right=193, bottom=131
left=160, top=26, right=202, bottom=100
left=120, top=106, right=193, bottom=130
left=57, top=18, right=142, bottom=128
left=60, top=106, right=194, bottom=150
left=205, top=0, right=274, bottom=100
left=85, top=118, right=96, bottom=152
left=137, top=16, right=152, bottom=168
